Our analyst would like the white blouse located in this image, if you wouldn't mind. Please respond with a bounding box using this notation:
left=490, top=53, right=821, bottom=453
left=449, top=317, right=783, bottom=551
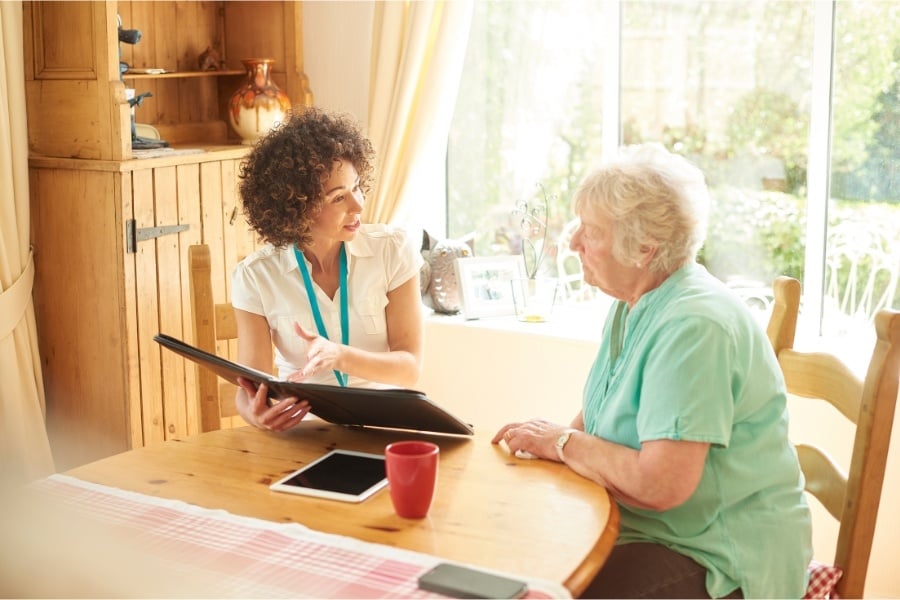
left=231, top=224, right=423, bottom=387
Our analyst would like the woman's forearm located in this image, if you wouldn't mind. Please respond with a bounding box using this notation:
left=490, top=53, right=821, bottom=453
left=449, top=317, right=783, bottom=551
left=335, top=345, right=422, bottom=388
left=561, top=433, right=709, bottom=511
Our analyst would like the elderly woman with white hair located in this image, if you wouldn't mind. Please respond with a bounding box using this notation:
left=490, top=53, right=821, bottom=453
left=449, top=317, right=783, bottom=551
left=494, top=144, right=812, bottom=599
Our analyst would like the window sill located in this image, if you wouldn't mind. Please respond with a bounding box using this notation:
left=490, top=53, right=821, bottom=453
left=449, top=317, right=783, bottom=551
left=424, top=297, right=614, bottom=346
left=424, top=297, right=878, bottom=378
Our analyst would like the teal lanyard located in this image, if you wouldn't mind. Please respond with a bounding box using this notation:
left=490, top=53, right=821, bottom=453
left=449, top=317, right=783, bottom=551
left=293, top=244, right=349, bottom=387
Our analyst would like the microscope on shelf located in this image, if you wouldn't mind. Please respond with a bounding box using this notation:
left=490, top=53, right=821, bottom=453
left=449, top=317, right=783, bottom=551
left=118, top=15, right=168, bottom=150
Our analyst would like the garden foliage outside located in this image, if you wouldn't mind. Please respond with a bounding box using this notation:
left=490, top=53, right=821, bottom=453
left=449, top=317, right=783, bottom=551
left=448, top=0, right=899, bottom=315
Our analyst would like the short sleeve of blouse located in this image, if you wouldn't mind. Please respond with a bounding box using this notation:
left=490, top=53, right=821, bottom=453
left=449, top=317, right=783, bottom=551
left=231, top=258, right=264, bottom=315
left=383, top=227, right=424, bottom=292
left=637, top=316, right=735, bottom=447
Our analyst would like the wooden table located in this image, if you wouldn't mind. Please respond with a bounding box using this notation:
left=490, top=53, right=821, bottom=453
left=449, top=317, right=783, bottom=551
left=66, top=421, right=619, bottom=597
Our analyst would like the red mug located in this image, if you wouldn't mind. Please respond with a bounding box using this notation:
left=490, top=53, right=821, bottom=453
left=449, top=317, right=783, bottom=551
left=384, top=441, right=439, bottom=519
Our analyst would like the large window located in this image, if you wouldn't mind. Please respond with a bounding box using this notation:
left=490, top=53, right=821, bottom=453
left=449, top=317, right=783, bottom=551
left=447, top=0, right=899, bottom=343
left=447, top=1, right=608, bottom=275
left=824, top=1, right=900, bottom=341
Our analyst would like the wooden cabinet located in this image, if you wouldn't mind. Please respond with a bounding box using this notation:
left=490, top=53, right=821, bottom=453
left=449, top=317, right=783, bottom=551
left=24, top=1, right=312, bottom=469
left=30, top=151, right=259, bottom=469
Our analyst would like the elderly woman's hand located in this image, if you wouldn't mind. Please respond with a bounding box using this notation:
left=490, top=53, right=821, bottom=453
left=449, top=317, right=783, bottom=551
left=492, top=419, right=571, bottom=461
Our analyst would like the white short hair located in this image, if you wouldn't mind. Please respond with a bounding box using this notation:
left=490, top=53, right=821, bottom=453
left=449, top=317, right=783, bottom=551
left=574, top=143, right=710, bottom=273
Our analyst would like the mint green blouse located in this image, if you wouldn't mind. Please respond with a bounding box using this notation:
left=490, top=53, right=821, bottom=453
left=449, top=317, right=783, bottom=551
left=582, top=263, right=812, bottom=599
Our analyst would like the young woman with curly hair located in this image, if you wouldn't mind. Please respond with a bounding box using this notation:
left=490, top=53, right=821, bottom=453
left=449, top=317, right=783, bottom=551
left=231, top=107, right=424, bottom=432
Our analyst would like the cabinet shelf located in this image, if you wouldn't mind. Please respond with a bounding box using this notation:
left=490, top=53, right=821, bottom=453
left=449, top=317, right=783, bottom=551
left=122, top=69, right=244, bottom=80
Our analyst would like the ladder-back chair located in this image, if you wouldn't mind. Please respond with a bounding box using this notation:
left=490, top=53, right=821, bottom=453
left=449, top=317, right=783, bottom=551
left=767, top=276, right=900, bottom=598
left=188, top=244, right=241, bottom=432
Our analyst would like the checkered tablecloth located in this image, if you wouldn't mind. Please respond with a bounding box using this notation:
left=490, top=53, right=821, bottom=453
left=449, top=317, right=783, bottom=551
left=25, top=474, right=568, bottom=599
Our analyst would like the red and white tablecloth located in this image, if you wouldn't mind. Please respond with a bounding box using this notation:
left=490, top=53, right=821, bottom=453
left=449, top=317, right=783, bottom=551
left=21, top=474, right=568, bottom=599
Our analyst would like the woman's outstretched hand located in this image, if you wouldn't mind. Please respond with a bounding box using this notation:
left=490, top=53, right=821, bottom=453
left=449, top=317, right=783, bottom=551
left=288, top=322, right=343, bottom=382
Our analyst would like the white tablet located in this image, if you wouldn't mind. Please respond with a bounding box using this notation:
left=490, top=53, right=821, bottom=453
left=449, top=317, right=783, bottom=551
left=269, top=449, right=388, bottom=503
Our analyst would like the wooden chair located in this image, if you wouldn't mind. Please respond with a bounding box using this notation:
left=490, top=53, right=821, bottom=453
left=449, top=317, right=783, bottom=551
left=188, top=244, right=241, bottom=432
left=767, top=276, right=900, bottom=598
left=556, top=217, right=599, bottom=303
left=767, top=276, right=802, bottom=357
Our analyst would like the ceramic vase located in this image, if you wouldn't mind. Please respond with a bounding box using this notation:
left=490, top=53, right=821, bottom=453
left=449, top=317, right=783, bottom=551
left=228, top=58, right=291, bottom=145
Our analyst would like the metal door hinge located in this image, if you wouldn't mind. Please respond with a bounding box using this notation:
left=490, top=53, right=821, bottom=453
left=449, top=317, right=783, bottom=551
left=126, top=219, right=190, bottom=253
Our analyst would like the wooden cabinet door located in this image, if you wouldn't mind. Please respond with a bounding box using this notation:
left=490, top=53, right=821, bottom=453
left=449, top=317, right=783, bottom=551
left=124, top=158, right=258, bottom=444
left=24, top=1, right=129, bottom=160
left=30, top=166, right=131, bottom=470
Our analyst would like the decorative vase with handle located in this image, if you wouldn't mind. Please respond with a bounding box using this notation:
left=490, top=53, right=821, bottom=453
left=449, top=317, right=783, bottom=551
left=228, top=58, right=291, bottom=145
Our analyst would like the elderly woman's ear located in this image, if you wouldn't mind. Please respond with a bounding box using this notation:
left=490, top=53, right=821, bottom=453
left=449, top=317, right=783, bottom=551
left=637, top=245, right=657, bottom=268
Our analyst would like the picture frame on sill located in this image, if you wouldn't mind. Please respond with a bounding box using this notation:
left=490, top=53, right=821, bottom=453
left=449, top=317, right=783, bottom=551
left=454, top=255, right=525, bottom=320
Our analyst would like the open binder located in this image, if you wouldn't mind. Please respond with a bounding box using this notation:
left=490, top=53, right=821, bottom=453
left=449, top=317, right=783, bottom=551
left=154, top=333, right=474, bottom=436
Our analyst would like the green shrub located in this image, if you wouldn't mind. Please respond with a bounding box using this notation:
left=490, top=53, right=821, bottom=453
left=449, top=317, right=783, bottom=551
left=699, top=190, right=900, bottom=311
left=699, top=188, right=805, bottom=283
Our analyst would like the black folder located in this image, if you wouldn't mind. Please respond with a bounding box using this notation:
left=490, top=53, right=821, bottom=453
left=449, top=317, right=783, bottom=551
left=154, top=333, right=474, bottom=436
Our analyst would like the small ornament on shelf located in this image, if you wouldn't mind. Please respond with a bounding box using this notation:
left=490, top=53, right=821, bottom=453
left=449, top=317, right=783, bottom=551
left=118, top=14, right=168, bottom=150
left=198, top=46, right=225, bottom=71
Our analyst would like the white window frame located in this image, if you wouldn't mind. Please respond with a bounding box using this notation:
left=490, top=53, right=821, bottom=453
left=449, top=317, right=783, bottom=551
left=804, top=0, right=836, bottom=334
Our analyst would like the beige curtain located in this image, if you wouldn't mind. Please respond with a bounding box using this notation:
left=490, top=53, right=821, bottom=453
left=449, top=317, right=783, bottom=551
left=364, top=0, right=473, bottom=225
left=0, top=1, right=55, bottom=482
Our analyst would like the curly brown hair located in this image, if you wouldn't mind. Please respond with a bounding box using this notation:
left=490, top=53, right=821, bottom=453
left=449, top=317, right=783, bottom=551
left=239, top=107, right=375, bottom=248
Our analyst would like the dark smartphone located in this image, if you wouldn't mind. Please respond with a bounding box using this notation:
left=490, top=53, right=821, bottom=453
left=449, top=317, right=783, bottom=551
left=417, top=563, right=528, bottom=599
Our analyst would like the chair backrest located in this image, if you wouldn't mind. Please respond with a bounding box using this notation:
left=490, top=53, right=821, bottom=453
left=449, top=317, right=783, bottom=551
left=767, top=276, right=802, bottom=356
left=556, top=217, right=597, bottom=303
left=767, top=276, right=900, bottom=598
left=188, top=244, right=240, bottom=432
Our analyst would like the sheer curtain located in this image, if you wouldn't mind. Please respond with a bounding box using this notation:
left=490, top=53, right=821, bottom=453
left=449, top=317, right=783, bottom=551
left=364, top=0, right=473, bottom=226
left=0, top=0, right=55, bottom=482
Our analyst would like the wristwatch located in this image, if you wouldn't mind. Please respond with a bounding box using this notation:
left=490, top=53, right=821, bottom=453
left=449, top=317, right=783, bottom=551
left=555, top=428, right=578, bottom=462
